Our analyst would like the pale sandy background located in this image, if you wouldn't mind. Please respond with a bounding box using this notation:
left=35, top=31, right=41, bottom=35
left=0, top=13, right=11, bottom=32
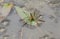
left=0, top=0, right=60, bottom=39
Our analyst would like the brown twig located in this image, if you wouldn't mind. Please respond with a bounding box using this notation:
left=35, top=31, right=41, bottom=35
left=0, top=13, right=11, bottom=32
left=20, top=28, right=24, bottom=39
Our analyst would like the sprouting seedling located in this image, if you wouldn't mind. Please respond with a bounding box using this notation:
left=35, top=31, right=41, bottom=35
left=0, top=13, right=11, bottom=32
left=15, top=6, right=46, bottom=39
left=15, top=6, right=54, bottom=39
left=15, top=6, right=45, bottom=26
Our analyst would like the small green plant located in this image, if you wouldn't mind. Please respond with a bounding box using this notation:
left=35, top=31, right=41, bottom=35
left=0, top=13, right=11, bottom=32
left=15, top=6, right=45, bottom=26
left=15, top=6, right=54, bottom=39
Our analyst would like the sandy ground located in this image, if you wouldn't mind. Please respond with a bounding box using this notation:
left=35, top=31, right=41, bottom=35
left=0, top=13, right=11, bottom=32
left=0, top=0, right=60, bottom=39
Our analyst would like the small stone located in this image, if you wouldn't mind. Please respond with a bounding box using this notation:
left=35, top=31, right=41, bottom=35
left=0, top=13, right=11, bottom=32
left=0, top=27, right=5, bottom=33
left=3, top=35, right=9, bottom=39
left=44, top=37, right=49, bottom=39
left=1, top=20, right=10, bottom=26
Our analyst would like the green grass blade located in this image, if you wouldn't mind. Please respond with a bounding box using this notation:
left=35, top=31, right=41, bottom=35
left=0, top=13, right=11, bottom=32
left=15, top=6, right=30, bottom=19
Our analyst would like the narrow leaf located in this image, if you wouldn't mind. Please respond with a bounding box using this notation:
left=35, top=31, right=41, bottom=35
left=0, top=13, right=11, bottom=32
left=15, top=6, right=30, bottom=19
